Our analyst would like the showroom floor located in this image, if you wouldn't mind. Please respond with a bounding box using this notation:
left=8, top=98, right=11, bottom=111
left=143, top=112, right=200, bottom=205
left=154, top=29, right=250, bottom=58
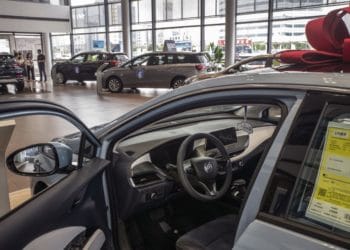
left=3, top=81, right=170, bottom=126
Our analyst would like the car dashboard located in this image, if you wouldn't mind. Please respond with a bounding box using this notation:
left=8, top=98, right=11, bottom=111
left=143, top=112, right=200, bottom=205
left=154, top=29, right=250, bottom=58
left=112, top=118, right=276, bottom=219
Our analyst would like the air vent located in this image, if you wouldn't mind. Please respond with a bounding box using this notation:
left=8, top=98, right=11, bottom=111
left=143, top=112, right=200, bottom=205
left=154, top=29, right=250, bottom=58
left=125, top=150, right=135, bottom=156
left=132, top=173, right=161, bottom=186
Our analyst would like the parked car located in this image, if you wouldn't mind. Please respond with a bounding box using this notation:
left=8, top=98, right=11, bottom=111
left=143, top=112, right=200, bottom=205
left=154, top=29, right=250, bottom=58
left=185, top=54, right=275, bottom=84
left=2, top=67, right=350, bottom=249
left=97, top=52, right=210, bottom=92
left=0, top=52, right=24, bottom=93
left=51, top=51, right=128, bottom=84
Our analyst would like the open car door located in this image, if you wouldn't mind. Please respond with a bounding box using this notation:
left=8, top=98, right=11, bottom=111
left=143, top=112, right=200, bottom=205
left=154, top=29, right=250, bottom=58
left=0, top=100, right=113, bottom=250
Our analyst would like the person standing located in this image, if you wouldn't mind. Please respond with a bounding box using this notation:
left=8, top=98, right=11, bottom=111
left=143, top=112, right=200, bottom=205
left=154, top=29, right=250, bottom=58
left=37, top=49, right=47, bottom=82
left=15, top=52, right=26, bottom=77
left=25, top=52, right=35, bottom=81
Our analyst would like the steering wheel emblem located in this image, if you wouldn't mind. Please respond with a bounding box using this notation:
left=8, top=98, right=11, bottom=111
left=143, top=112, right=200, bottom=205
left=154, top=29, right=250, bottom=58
left=204, top=162, right=213, bottom=173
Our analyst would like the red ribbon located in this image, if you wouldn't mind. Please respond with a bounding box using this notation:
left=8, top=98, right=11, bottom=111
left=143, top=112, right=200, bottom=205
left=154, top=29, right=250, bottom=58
left=276, top=7, right=350, bottom=65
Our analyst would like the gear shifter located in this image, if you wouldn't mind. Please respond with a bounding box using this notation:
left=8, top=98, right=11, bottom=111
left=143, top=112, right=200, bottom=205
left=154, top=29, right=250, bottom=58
left=231, top=179, right=246, bottom=201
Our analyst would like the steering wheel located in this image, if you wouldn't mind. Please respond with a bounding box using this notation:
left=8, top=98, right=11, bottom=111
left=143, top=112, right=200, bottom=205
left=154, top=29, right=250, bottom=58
left=177, top=133, right=232, bottom=201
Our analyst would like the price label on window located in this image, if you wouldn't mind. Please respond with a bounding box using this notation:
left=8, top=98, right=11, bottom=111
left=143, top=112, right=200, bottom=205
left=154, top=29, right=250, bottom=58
left=306, top=122, right=350, bottom=232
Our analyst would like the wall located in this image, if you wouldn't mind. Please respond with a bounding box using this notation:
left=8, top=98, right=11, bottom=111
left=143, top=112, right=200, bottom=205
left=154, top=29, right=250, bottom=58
left=0, top=0, right=70, bottom=33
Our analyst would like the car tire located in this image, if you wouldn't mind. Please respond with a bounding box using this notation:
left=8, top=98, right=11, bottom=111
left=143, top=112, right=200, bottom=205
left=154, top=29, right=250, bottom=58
left=107, top=76, right=123, bottom=93
left=55, top=72, right=66, bottom=84
left=171, top=76, right=186, bottom=89
left=16, top=81, right=24, bottom=92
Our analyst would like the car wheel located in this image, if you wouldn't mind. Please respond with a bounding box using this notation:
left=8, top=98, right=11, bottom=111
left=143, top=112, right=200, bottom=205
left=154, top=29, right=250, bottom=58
left=16, top=81, right=24, bottom=92
left=55, top=72, right=66, bottom=84
left=171, top=77, right=186, bottom=89
left=107, top=77, right=123, bottom=93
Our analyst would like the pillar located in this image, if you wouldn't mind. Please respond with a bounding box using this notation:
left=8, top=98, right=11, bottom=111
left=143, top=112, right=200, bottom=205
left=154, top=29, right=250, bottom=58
left=43, top=32, right=53, bottom=92
left=122, top=0, right=131, bottom=57
left=225, top=0, right=236, bottom=67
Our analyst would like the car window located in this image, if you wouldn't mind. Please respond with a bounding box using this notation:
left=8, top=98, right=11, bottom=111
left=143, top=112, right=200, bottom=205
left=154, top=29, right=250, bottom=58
left=0, top=115, right=80, bottom=218
left=115, top=54, right=128, bottom=63
left=86, top=53, right=100, bottom=62
left=176, top=54, right=196, bottom=64
left=133, top=55, right=150, bottom=66
left=261, top=99, right=350, bottom=241
left=167, top=55, right=175, bottom=64
left=71, top=54, right=86, bottom=63
left=147, top=55, right=166, bottom=66
left=197, top=54, right=209, bottom=64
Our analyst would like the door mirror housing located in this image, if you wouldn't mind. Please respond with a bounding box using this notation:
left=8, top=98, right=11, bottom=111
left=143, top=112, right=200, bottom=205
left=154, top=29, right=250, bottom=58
left=6, top=142, right=73, bottom=176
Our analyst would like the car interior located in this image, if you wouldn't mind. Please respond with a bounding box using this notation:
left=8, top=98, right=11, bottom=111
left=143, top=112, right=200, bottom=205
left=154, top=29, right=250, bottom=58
left=109, top=103, right=283, bottom=250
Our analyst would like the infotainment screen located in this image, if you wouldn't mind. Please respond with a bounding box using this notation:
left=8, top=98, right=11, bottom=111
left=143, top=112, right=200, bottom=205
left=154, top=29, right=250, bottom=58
left=210, top=127, right=237, bottom=146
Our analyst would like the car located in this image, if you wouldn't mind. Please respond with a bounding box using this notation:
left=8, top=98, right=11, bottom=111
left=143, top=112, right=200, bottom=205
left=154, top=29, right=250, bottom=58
left=97, top=52, right=210, bottom=93
left=1, top=68, right=350, bottom=250
left=185, top=54, right=275, bottom=84
left=0, top=52, right=24, bottom=93
left=51, top=51, right=128, bottom=84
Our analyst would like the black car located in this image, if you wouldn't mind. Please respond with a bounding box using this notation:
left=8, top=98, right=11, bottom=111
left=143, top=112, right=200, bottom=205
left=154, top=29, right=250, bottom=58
left=0, top=52, right=24, bottom=93
left=51, top=51, right=128, bottom=84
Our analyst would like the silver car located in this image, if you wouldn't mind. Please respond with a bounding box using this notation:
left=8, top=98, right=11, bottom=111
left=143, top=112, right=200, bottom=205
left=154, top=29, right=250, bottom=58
left=97, top=52, right=210, bottom=92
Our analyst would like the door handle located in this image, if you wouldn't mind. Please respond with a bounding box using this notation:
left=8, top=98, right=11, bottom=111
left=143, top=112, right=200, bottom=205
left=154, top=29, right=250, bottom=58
left=83, top=229, right=105, bottom=250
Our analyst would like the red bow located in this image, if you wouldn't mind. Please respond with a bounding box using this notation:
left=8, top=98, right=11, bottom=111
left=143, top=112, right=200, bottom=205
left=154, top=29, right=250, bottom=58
left=276, top=7, right=350, bottom=64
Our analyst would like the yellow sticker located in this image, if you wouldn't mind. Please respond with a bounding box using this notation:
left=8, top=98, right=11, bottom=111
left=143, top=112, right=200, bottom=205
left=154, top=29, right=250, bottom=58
left=306, top=122, right=350, bottom=232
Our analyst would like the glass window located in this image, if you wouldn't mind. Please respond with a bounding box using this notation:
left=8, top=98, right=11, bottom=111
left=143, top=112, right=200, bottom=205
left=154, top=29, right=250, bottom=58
left=204, top=25, right=225, bottom=52
left=205, top=0, right=217, bottom=16
left=274, top=0, right=300, bottom=9
left=109, top=3, right=122, bottom=25
left=51, top=35, right=71, bottom=61
left=272, top=19, right=311, bottom=53
left=301, top=0, right=327, bottom=6
left=70, top=0, right=103, bottom=6
left=156, top=27, right=200, bottom=52
left=166, top=0, right=181, bottom=20
left=72, top=5, right=105, bottom=28
left=156, top=0, right=166, bottom=21
left=132, top=30, right=152, bottom=57
left=73, top=33, right=106, bottom=54
left=109, top=32, right=123, bottom=52
left=131, top=0, right=152, bottom=23
left=183, top=0, right=199, bottom=18
left=236, top=22, right=268, bottom=60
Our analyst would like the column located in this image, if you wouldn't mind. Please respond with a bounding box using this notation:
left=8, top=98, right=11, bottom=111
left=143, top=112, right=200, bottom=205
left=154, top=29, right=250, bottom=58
left=122, top=0, right=131, bottom=57
left=225, top=0, right=236, bottom=67
left=43, top=32, right=53, bottom=91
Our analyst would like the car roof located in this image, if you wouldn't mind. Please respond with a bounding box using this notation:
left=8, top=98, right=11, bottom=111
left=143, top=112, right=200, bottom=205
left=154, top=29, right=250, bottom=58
left=76, top=51, right=126, bottom=55
left=137, top=52, right=207, bottom=56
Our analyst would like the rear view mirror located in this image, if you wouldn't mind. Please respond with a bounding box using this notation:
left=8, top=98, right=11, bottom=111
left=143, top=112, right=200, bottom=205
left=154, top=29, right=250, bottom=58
left=6, top=142, right=73, bottom=176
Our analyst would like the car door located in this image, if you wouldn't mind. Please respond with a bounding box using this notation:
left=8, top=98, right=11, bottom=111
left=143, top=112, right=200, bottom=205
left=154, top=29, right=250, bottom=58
left=0, top=100, right=114, bottom=250
left=122, top=55, right=150, bottom=87
left=234, top=92, right=350, bottom=249
left=67, top=53, right=87, bottom=81
left=141, top=54, right=168, bottom=88
left=82, top=53, right=105, bottom=80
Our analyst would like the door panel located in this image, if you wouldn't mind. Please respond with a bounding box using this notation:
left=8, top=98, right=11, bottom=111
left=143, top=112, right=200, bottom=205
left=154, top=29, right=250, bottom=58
left=0, top=158, right=112, bottom=250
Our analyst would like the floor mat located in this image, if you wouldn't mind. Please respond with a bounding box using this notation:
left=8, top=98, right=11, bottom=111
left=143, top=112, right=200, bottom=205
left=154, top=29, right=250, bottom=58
left=127, top=195, right=238, bottom=250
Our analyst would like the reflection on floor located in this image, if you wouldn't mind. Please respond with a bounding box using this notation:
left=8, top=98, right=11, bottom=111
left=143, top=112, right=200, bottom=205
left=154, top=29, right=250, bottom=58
left=3, top=81, right=170, bottom=127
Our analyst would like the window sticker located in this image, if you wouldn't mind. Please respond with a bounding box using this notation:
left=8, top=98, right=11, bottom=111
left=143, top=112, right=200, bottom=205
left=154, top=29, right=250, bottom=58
left=306, top=121, right=350, bottom=232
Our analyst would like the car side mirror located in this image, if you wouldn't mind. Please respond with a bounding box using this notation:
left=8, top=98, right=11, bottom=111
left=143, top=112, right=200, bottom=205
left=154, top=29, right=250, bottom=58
left=6, top=142, right=73, bottom=177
